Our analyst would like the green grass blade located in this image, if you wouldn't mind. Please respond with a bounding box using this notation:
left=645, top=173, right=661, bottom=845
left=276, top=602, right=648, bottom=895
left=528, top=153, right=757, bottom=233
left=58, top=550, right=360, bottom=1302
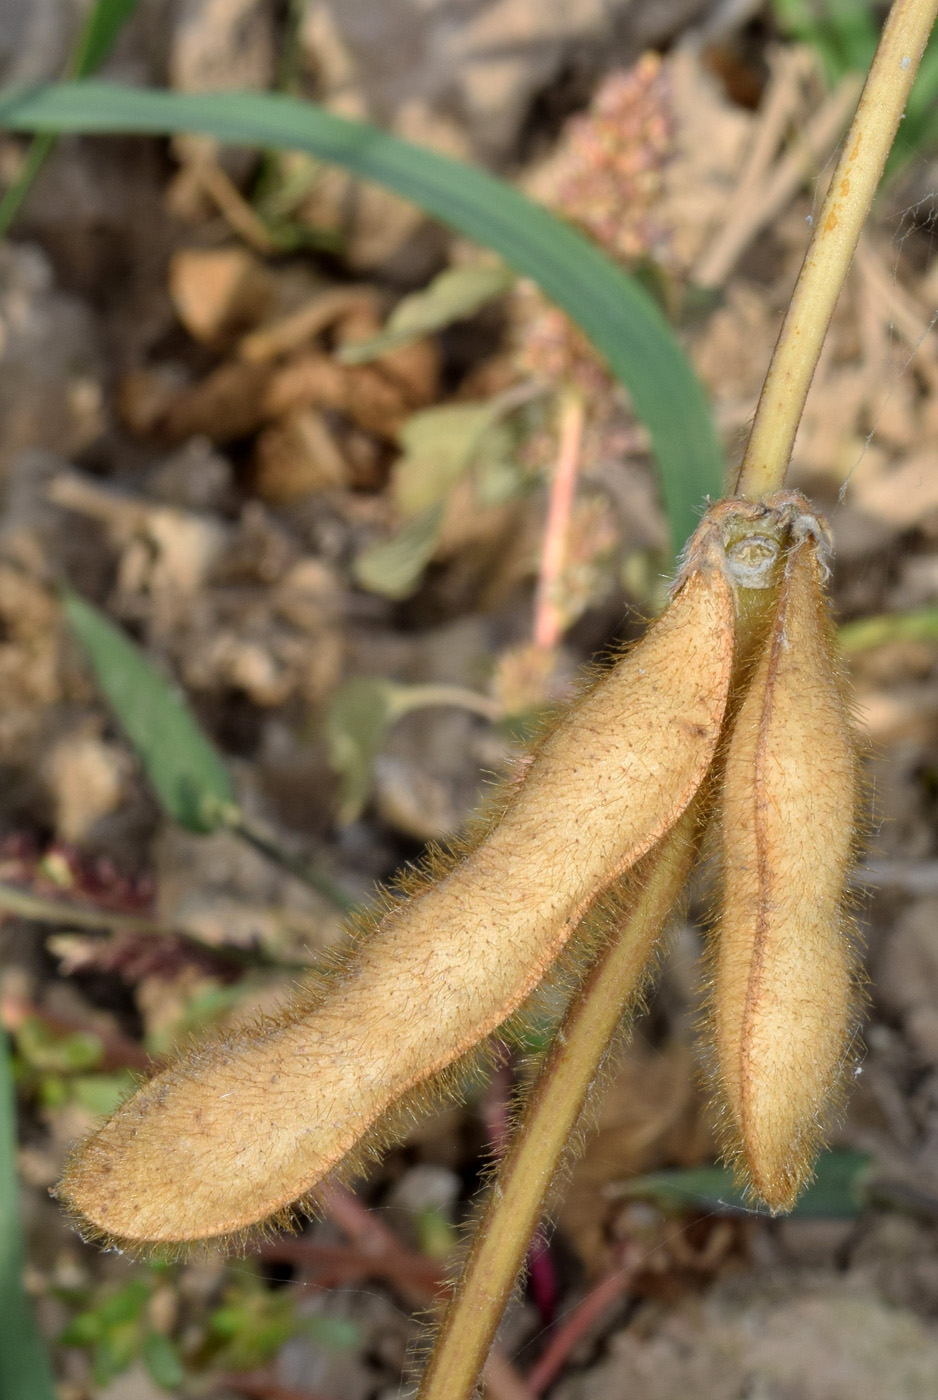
left=0, top=80, right=723, bottom=551
left=71, top=0, right=140, bottom=77
left=0, top=1024, right=58, bottom=1400
left=0, top=1, right=139, bottom=236
left=839, top=606, right=938, bottom=652
left=63, top=590, right=236, bottom=832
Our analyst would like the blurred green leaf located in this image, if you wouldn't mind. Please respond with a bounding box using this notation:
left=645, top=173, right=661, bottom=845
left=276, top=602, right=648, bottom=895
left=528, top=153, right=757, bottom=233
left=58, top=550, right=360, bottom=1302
left=839, top=606, right=938, bottom=652
left=324, top=677, right=406, bottom=823
left=37, top=1074, right=69, bottom=1111
left=0, top=0, right=139, bottom=236
left=359, top=398, right=530, bottom=599
left=0, top=80, right=724, bottom=552
left=144, top=981, right=249, bottom=1058
left=207, top=1276, right=299, bottom=1369
left=393, top=403, right=498, bottom=515
left=60, top=1310, right=104, bottom=1346
left=97, top=1279, right=151, bottom=1326
left=302, top=1314, right=361, bottom=1351
left=142, top=1332, right=185, bottom=1391
left=415, top=1206, right=459, bottom=1261
left=15, top=1019, right=103, bottom=1074
left=0, top=1023, right=58, bottom=1400
left=474, top=429, right=528, bottom=507
left=773, top=0, right=877, bottom=79
left=324, top=676, right=499, bottom=822
left=353, top=505, right=444, bottom=600
left=71, top=1071, right=136, bottom=1117
left=93, top=1321, right=140, bottom=1386
left=624, top=1150, right=873, bottom=1218
left=339, top=264, right=515, bottom=364
left=72, top=0, right=139, bottom=74
left=63, top=590, right=237, bottom=833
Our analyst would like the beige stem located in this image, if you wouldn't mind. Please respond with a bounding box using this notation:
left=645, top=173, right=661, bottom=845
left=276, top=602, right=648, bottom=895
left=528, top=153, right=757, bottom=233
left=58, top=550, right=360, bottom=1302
left=416, top=809, right=700, bottom=1400
left=735, top=0, right=938, bottom=499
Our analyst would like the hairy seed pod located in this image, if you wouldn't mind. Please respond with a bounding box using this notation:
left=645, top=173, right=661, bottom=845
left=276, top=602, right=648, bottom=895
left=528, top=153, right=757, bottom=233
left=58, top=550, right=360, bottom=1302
left=60, top=512, right=739, bottom=1248
left=712, top=512, right=860, bottom=1212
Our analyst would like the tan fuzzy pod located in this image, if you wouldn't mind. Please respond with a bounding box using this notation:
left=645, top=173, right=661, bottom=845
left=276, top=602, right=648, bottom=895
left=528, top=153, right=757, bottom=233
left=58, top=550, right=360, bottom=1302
left=60, top=513, right=738, bottom=1249
left=712, top=517, right=861, bottom=1212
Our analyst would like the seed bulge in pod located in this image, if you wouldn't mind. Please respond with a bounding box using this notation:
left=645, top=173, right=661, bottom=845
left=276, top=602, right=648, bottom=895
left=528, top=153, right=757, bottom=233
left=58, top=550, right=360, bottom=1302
left=59, top=509, right=739, bottom=1249
left=712, top=514, right=861, bottom=1213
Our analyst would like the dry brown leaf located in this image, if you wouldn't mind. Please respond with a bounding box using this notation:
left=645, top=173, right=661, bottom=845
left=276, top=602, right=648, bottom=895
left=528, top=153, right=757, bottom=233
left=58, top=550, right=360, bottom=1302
left=252, top=410, right=352, bottom=502
left=168, top=246, right=276, bottom=346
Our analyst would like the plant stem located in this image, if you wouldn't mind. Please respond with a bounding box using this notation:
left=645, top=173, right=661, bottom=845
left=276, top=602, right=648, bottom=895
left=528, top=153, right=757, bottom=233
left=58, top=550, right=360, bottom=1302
left=416, top=808, right=700, bottom=1400
left=392, top=684, right=502, bottom=723
left=0, top=880, right=313, bottom=972
left=0, top=0, right=138, bottom=237
left=533, top=391, right=584, bottom=651
left=735, top=0, right=938, bottom=500
left=226, top=813, right=357, bottom=913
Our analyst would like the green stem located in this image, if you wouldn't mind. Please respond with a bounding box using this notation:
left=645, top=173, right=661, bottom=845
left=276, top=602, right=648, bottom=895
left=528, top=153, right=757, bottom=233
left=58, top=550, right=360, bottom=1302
left=391, top=685, right=502, bottom=724
left=417, top=808, right=701, bottom=1400
left=226, top=814, right=357, bottom=914
left=0, top=0, right=138, bottom=237
left=735, top=0, right=938, bottom=499
left=0, top=133, right=57, bottom=235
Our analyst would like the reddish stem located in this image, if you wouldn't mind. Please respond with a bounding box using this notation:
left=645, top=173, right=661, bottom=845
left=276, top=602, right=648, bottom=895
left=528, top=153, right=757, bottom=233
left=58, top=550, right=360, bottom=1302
left=533, top=393, right=585, bottom=650
left=525, top=1259, right=634, bottom=1396
left=282, top=1181, right=535, bottom=1400
left=259, top=1236, right=444, bottom=1295
left=213, top=1371, right=331, bottom=1400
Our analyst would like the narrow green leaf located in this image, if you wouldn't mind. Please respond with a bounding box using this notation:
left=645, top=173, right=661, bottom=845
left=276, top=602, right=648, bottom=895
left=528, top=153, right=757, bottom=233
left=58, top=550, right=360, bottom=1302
left=339, top=264, right=515, bottom=364
left=0, top=81, right=723, bottom=551
left=624, top=1150, right=872, bottom=1218
left=63, top=591, right=236, bottom=832
left=0, top=1023, right=58, bottom=1400
left=72, top=0, right=140, bottom=77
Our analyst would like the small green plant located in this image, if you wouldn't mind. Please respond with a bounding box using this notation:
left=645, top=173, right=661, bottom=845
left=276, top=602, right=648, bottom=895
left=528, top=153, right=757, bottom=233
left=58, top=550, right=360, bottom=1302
left=57, top=1260, right=356, bottom=1390
left=58, top=1268, right=182, bottom=1392
left=12, top=1018, right=134, bottom=1118
left=1, top=4, right=935, bottom=1398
